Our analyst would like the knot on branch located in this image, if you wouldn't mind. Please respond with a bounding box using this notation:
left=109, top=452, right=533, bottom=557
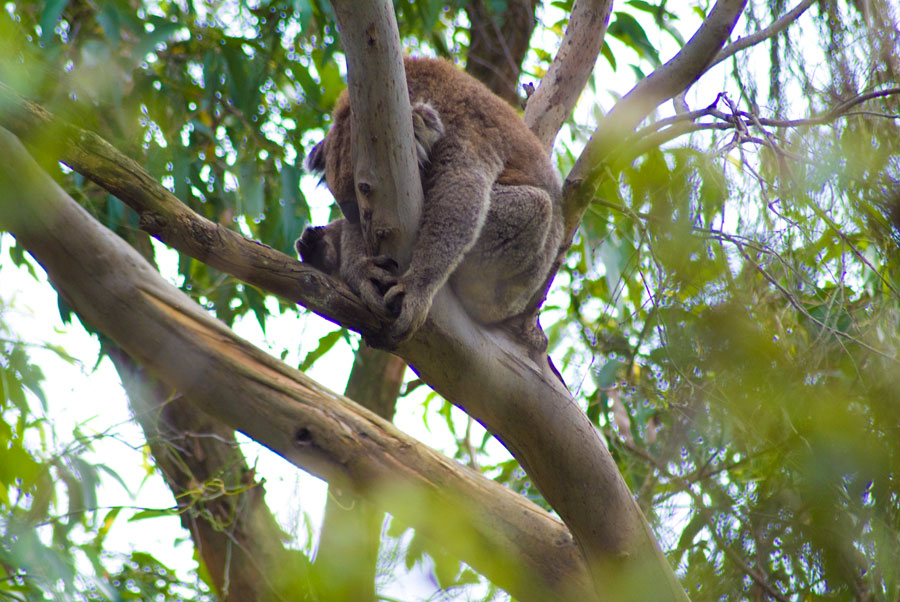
left=138, top=212, right=168, bottom=236
left=295, top=427, right=313, bottom=446
left=364, top=24, right=378, bottom=48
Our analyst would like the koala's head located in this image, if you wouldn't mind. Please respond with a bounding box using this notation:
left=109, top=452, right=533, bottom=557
left=305, top=91, right=360, bottom=223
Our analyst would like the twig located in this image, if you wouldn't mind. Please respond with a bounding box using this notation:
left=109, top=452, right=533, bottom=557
left=618, top=438, right=792, bottom=602
left=735, top=245, right=897, bottom=361
left=712, top=0, right=818, bottom=68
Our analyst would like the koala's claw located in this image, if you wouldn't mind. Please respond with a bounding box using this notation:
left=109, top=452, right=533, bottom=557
left=374, top=285, right=431, bottom=347
left=382, top=284, right=405, bottom=317
left=349, top=254, right=400, bottom=319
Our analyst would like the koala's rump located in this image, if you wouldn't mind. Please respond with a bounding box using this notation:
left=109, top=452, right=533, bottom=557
left=450, top=183, right=562, bottom=324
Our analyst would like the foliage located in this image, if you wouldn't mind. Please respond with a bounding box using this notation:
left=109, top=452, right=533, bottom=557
left=1, top=0, right=899, bottom=600
left=0, top=294, right=210, bottom=601
left=554, top=3, right=900, bottom=598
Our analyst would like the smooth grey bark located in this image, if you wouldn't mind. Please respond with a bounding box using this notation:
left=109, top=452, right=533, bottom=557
left=523, top=0, right=615, bottom=151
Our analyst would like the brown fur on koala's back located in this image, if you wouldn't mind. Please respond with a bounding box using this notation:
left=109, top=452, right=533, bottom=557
left=402, top=57, right=558, bottom=191
left=320, top=57, right=560, bottom=207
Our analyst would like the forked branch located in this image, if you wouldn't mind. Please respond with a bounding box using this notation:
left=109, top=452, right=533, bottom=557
left=563, top=0, right=748, bottom=236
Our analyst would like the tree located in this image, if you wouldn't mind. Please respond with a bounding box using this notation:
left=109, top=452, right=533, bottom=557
left=1, top=0, right=898, bottom=600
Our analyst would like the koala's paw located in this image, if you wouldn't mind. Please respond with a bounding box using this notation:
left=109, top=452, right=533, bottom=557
left=296, top=226, right=340, bottom=275
left=411, top=102, right=444, bottom=169
left=373, top=283, right=431, bottom=348
left=348, top=255, right=400, bottom=318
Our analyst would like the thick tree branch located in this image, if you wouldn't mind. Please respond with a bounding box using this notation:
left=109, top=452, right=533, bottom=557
left=522, top=0, right=614, bottom=150
left=315, top=344, right=406, bottom=602
left=0, top=127, right=593, bottom=602
left=108, top=349, right=310, bottom=602
left=0, top=80, right=381, bottom=338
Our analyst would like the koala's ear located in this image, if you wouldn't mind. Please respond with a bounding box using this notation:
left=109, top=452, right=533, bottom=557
left=305, top=141, right=326, bottom=174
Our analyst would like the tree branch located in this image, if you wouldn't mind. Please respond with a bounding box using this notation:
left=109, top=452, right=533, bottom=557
left=522, top=0, right=614, bottom=150
left=108, top=349, right=310, bottom=602
left=711, top=0, right=817, bottom=68
left=566, top=0, right=748, bottom=228
left=315, top=344, right=406, bottom=602
left=0, top=126, right=594, bottom=602
left=1, top=10, right=692, bottom=595
left=0, top=80, right=381, bottom=338
left=620, top=87, right=900, bottom=164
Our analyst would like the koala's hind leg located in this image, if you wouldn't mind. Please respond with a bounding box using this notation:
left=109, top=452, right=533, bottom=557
left=452, top=183, right=561, bottom=325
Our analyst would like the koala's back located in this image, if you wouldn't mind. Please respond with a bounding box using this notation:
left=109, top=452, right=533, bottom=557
left=403, top=57, right=558, bottom=194
left=321, top=57, right=560, bottom=205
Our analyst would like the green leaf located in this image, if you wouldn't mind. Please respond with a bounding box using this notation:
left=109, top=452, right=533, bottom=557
left=96, top=4, right=122, bottom=46
left=293, top=0, right=314, bottom=31
left=96, top=463, right=131, bottom=496
left=299, top=329, right=343, bottom=371
left=294, top=63, right=322, bottom=107
left=134, top=22, right=182, bottom=61
left=601, top=41, right=617, bottom=70
left=222, top=41, right=251, bottom=111
left=244, top=285, right=268, bottom=332
left=129, top=508, right=178, bottom=521
left=280, top=162, right=309, bottom=253
left=57, top=293, right=75, bottom=325
left=7, top=241, right=37, bottom=279
left=432, top=550, right=462, bottom=589
left=608, top=12, right=662, bottom=66
left=240, top=163, right=265, bottom=218
left=39, top=0, right=69, bottom=45
left=594, top=359, right=624, bottom=389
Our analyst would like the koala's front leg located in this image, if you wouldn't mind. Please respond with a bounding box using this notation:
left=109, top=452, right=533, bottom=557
left=379, top=144, right=498, bottom=347
left=337, top=221, right=401, bottom=319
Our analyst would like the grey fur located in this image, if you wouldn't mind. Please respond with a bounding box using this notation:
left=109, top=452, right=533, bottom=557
left=298, top=57, right=563, bottom=352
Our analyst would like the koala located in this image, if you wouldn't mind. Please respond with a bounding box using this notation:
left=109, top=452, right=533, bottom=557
left=298, top=56, right=563, bottom=353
